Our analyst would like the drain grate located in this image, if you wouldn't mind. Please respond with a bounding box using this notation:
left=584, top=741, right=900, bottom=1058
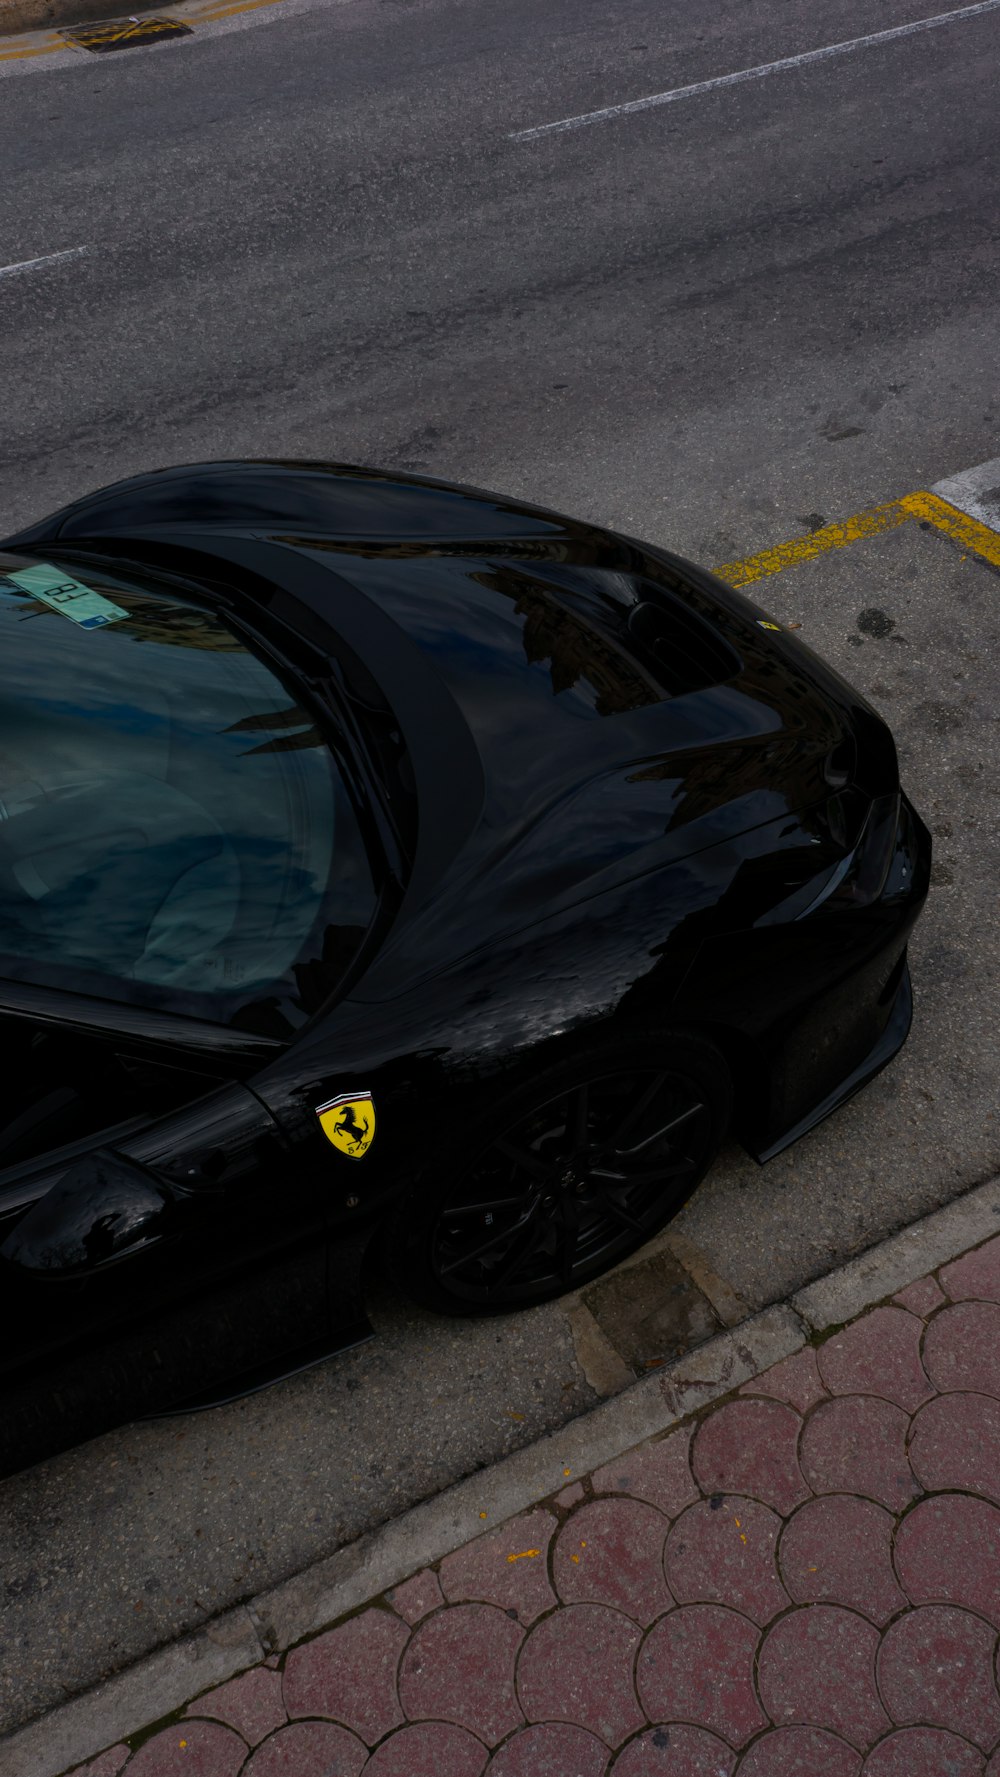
left=61, top=15, right=192, bottom=50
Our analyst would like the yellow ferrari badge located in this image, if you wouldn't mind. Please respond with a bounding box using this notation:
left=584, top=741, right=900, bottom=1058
left=316, top=1090, right=376, bottom=1159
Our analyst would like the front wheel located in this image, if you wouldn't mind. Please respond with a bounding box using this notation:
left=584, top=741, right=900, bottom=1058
left=384, top=1034, right=732, bottom=1315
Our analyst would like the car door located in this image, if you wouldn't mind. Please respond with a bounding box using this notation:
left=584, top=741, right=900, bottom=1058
left=0, top=549, right=382, bottom=1472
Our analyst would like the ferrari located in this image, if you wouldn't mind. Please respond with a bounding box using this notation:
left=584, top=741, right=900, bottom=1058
left=0, top=461, right=931, bottom=1475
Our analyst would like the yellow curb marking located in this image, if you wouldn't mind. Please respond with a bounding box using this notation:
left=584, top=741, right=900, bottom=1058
left=506, top=1548, right=541, bottom=1563
left=714, top=488, right=1000, bottom=590
left=0, top=0, right=287, bottom=55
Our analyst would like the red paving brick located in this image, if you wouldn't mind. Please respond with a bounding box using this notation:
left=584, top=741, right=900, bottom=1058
left=691, top=1399, right=810, bottom=1515
left=611, top=1726, right=736, bottom=1774
left=362, top=1722, right=489, bottom=1777
left=485, top=1723, right=610, bottom=1775
left=894, top=1495, right=1000, bottom=1627
left=187, top=1668, right=286, bottom=1747
left=909, top=1391, right=1000, bottom=1506
left=798, top=1395, right=919, bottom=1512
left=876, top=1604, right=1000, bottom=1751
left=922, top=1301, right=1000, bottom=1399
left=941, top=1234, right=1000, bottom=1303
left=440, top=1509, right=557, bottom=1625
left=283, top=1608, right=408, bottom=1744
left=66, top=1239, right=1000, bottom=1777
left=637, top=1605, right=766, bottom=1746
left=665, top=1496, right=789, bottom=1625
left=757, top=1605, right=890, bottom=1751
left=387, top=1568, right=445, bottom=1626
left=591, top=1426, right=698, bottom=1518
left=516, top=1604, right=644, bottom=1747
left=740, top=1345, right=828, bottom=1415
left=552, top=1499, right=672, bottom=1624
left=125, top=1722, right=247, bottom=1777
left=893, top=1274, right=947, bottom=1317
left=778, top=1495, right=906, bottom=1625
left=816, top=1307, right=933, bottom=1412
left=860, top=1725, right=986, bottom=1775
left=736, top=1726, right=862, bottom=1775
left=399, top=1602, right=524, bottom=1746
left=243, top=1720, right=367, bottom=1776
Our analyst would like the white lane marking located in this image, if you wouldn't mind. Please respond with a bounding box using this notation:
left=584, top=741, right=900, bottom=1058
left=509, top=0, right=1000, bottom=142
left=0, top=246, right=90, bottom=281
left=932, top=457, right=1000, bottom=530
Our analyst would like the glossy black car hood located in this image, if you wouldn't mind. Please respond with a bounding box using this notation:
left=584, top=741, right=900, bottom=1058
left=2, top=459, right=896, bottom=983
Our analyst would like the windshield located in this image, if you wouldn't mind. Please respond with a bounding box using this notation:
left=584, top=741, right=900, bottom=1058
left=0, top=553, right=378, bottom=1036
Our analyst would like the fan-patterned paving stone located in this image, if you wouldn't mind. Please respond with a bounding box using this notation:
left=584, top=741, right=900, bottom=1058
left=243, top=1721, right=367, bottom=1776
left=399, top=1602, right=524, bottom=1746
left=798, top=1395, right=919, bottom=1512
left=387, top=1568, right=445, bottom=1626
left=591, top=1425, right=698, bottom=1518
left=186, top=1667, right=286, bottom=1747
left=441, top=1508, right=557, bottom=1625
left=893, top=1274, right=946, bottom=1317
left=516, top=1603, right=644, bottom=1747
left=909, top=1392, right=1000, bottom=1507
left=740, top=1344, right=829, bottom=1415
left=610, top=1726, right=736, bottom=1774
left=816, top=1308, right=933, bottom=1412
left=552, top=1498, right=672, bottom=1624
left=922, top=1302, right=1000, bottom=1400
left=941, top=1234, right=1000, bottom=1304
left=665, top=1497, right=789, bottom=1625
left=636, top=1604, right=766, bottom=1746
left=485, top=1723, right=610, bottom=1775
left=283, top=1608, right=408, bottom=1743
left=69, top=1751, right=130, bottom=1777
left=894, top=1496, right=1000, bottom=1627
left=860, top=1725, right=986, bottom=1775
left=778, top=1495, right=906, bottom=1625
left=124, top=1722, right=247, bottom=1776
left=691, top=1399, right=810, bottom=1515
left=735, top=1726, right=863, bottom=1775
left=876, top=1605, right=1000, bottom=1751
left=361, top=1722, right=489, bottom=1777
left=757, top=1606, right=890, bottom=1751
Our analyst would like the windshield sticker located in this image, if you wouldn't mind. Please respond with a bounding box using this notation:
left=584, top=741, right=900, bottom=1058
left=4, top=563, right=128, bottom=629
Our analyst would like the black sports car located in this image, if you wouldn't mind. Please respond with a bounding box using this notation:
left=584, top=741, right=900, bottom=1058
left=0, top=461, right=930, bottom=1476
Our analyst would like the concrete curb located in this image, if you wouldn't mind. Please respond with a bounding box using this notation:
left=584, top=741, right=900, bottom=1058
left=5, top=1170, right=1000, bottom=1777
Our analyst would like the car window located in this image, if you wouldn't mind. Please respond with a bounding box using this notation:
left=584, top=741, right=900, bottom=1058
left=0, top=555, right=378, bottom=1035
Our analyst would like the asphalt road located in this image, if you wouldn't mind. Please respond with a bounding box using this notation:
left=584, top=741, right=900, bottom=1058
left=1, top=0, right=999, bottom=1738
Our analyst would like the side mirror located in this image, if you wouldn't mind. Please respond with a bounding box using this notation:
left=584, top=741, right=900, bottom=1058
left=1, top=1150, right=176, bottom=1278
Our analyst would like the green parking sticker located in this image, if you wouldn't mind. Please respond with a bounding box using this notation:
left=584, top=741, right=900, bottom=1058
left=3, top=564, right=128, bottom=630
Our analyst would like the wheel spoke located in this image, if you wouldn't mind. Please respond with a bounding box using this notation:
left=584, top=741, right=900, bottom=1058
left=556, top=1196, right=580, bottom=1287
left=593, top=1187, right=646, bottom=1233
left=614, top=1101, right=706, bottom=1160
left=570, top=1083, right=589, bottom=1150
left=494, top=1138, right=550, bottom=1181
left=437, top=1194, right=541, bottom=1277
left=591, top=1162, right=693, bottom=1187
left=441, top=1192, right=531, bottom=1220
left=611, top=1070, right=668, bottom=1147
left=488, top=1203, right=549, bottom=1291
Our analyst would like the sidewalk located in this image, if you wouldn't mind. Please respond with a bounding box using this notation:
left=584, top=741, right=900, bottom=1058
left=10, top=1179, right=995, bottom=1777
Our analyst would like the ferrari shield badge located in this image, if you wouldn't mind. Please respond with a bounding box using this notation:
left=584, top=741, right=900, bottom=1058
left=316, top=1090, right=376, bottom=1159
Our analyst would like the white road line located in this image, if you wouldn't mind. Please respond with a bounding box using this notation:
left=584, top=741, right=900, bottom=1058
left=509, top=0, right=1000, bottom=142
left=0, top=246, right=90, bottom=281
left=932, top=457, right=1000, bottom=529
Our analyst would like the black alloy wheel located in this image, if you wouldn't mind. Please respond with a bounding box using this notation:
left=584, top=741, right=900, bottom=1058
left=388, top=1037, right=731, bottom=1314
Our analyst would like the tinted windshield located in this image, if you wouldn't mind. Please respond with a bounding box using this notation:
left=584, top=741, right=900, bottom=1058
left=0, top=554, right=378, bottom=1035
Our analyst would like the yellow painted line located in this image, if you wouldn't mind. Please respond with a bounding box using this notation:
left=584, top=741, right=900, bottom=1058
left=713, top=501, right=911, bottom=588
left=713, top=489, right=1000, bottom=589
left=188, top=0, right=286, bottom=20
left=0, top=37, right=63, bottom=56
left=899, top=490, right=1000, bottom=571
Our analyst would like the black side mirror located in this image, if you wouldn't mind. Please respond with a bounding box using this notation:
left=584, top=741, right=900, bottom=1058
left=1, top=1150, right=176, bottom=1278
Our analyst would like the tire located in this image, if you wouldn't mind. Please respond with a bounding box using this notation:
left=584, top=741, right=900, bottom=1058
left=384, top=1032, right=732, bottom=1316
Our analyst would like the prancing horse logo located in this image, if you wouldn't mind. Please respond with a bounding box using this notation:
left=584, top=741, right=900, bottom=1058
left=316, top=1090, right=376, bottom=1159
